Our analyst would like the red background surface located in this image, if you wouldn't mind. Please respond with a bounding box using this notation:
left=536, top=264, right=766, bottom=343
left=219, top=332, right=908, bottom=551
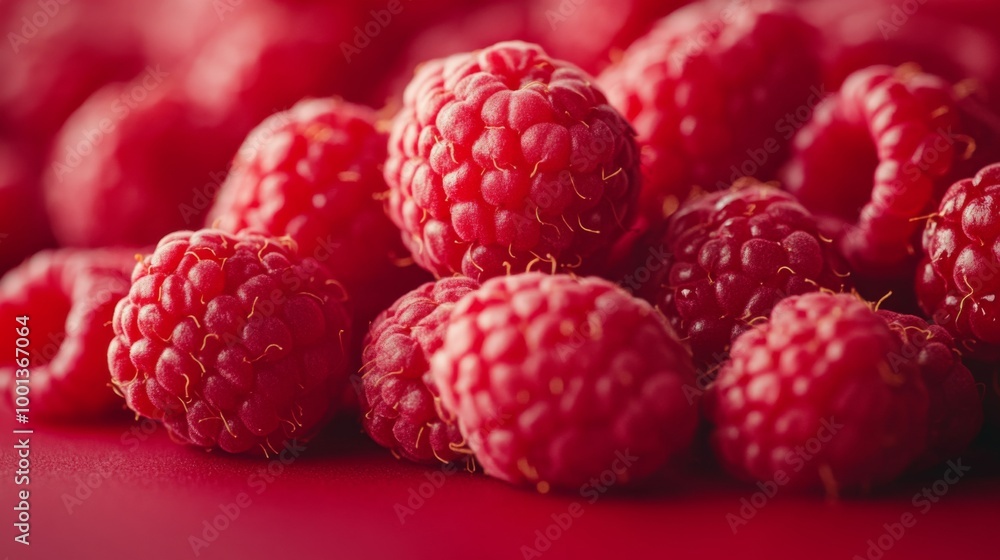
left=1, top=417, right=997, bottom=560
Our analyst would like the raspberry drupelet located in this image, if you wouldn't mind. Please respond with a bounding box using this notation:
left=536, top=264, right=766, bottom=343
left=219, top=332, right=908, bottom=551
left=706, top=293, right=930, bottom=493
left=207, top=97, right=430, bottom=324
left=781, top=65, right=976, bottom=278
left=108, top=229, right=352, bottom=456
left=916, top=163, right=1000, bottom=362
left=384, top=41, right=641, bottom=282
left=643, top=182, right=851, bottom=371
left=430, top=273, right=698, bottom=491
left=598, top=1, right=822, bottom=221
left=359, top=277, right=478, bottom=464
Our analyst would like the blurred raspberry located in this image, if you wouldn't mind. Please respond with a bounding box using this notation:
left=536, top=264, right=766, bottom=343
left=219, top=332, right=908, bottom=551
left=0, top=0, right=146, bottom=146
left=800, top=0, right=1000, bottom=111
left=375, top=0, right=692, bottom=105
left=176, top=0, right=362, bottom=130
left=360, top=277, right=478, bottom=464
left=877, top=310, right=982, bottom=468
left=526, top=0, right=692, bottom=75
left=643, top=182, right=850, bottom=371
left=431, top=273, right=698, bottom=491
left=42, top=82, right=243, bottom=248
left=916, top=163, right=1000, bottom=361
left=599, top=0, right=822, bottom=222
left=108, top=229, right=353, bottom=456
left=706, top=293, right=929, bottom=493
left=385, top=41, right=641, bottom=281
left=207, top=98, right=429, bottom=324
left=0, top=141, right=55, bottom=274
left=0, top=249, right=134, bottom=421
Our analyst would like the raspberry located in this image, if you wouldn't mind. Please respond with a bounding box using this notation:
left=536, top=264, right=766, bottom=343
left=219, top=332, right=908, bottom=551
left=43, top=82, right=243, bottom=248
left=642, top=182, right=850, bottom=371
left=916, top=163, right=1000, bottom=361
left=207, top=97, right=430, bottom=323
left=177, top=0, right=364, bottom=129
left=430, top=273, right=698, bottom=491
left=598, top=1, right=821, bottom=220
left=107, top=229, right=352, bottom=456
left=0, top=0, right=145, bottom=145
left=0, top=249, right=133, bottom=421
left=384, top=41, right=641, bottom=281
left=780, top=65, right=973, bottom=277
left=359, top=277, right=478, bottom=464
left=706, top=293, right=929, bottom=493
left=801, top=0, right=1000, bottom=117
left=876, top=310, right=982, bottom=468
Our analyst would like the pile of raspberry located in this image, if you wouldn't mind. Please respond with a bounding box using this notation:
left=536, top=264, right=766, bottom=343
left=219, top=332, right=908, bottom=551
left=3, top=0, right=998, bottom=499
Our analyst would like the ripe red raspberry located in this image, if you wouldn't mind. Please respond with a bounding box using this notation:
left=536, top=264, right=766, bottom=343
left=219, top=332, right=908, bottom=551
left=384, top=41, right=641, bottom=281
left=43, top=82, right=243, bottom=248
left=643, top=182, right=850, bottom=370
left=207, top=98, right=429, bottom=323
left=430, top=273, right=698, bottom=491
left=780, top=65, right=973, bottom=277
left=0, top=249, right=134, bottom=421
left=598, top=1, right=821, bottom=221
left=706, top=293, right=929, bottom=493
left=876, top=310, right=982, bottom=468
left=359, top=277, right=478, bottom=464
left=916, top=163, right=1000, bottom=361
left=108, top=229, right=352, bottom=456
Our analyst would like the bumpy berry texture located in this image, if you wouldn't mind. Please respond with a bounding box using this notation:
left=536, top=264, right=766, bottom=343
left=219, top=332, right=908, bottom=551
left=384, top=41, right=641, bottom=281
left=359, top=277, right=478, bottom=464
left=781, top=65, right=972, bottom=277
left=431, top=273, right=698, bottom=491
left=207, top=97, right=429, bottom=323
left=598, top=1, right=821, bottom=221
left=0, top=249, right=134, bottom=421
left=108, top=229, right=352, bottom=456
left=877, top=310, right=982, bottom=468
left=643, top=183, right=850, bottom=370
left=43, top=82, right=243, bottom=248
left=916, top=164, right=1000, bottom=362
left=706, top=293, right=929, bottom=493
